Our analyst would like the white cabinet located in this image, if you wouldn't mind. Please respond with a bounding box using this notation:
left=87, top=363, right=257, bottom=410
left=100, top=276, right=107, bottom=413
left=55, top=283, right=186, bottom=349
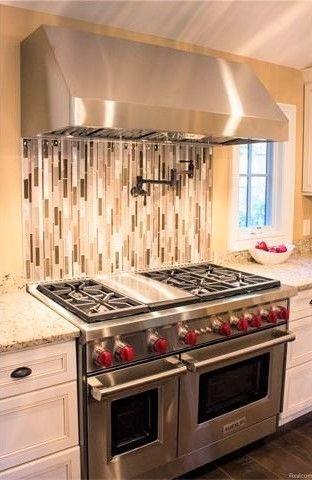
left=280, top=289, right=312, bottom=424
left=282, top=362, right=312, bottom=421
left=0, top=381, right=78, bottom=470
left=0, top=341, right=76, bottom=400
left=289, top=288, right=312, bottom=320
left=0, top=341, right=80, bottom=479
left=287, top=316, right=312, bottom=367
left=0, top=446, right=80, bottom=480
left=303, top=68, right=312, bottom=194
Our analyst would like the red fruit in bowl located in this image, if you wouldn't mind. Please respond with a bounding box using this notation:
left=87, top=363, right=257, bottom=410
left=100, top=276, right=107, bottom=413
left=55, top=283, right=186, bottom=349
left=256, top=241, right=268, bottom=251
left=265, top=243, right=288, bottom=253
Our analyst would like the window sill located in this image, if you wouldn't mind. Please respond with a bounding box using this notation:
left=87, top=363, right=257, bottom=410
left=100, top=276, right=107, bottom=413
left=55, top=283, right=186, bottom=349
left=229, top=231, right=293, bottom=252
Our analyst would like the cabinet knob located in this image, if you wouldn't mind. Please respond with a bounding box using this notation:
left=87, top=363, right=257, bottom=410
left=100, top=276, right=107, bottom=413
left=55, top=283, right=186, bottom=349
left=10, top=367, right=32, bottom=379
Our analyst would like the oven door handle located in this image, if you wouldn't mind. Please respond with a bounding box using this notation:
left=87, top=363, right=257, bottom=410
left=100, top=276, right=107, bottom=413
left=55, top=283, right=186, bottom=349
left=182, top=330, right=295, bottom=372
left=88, top=360, right=187, bottom=401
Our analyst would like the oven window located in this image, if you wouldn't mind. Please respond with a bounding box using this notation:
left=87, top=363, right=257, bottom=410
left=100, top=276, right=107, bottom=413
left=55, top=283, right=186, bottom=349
left=198, top=353, right=270, bottom=423
left=111, top=389, right=158, bottom=456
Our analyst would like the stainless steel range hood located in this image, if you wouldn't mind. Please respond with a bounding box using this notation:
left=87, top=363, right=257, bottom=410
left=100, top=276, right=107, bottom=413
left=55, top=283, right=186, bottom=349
left=21, top=25, right=288, bottom=144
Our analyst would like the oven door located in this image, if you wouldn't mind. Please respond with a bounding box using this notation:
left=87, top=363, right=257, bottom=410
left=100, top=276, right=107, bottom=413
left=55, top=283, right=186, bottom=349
left=178, top=328, right=295, bottom=455
left=87, top=357, right=186, bottom=480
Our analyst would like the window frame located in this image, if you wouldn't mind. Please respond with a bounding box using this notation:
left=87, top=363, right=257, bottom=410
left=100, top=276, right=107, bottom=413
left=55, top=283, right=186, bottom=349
left=228, top=103, right=296, bottom=252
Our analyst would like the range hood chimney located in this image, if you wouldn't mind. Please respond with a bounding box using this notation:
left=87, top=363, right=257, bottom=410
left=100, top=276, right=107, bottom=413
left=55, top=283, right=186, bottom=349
left=21, top=25, right=288, bottom=145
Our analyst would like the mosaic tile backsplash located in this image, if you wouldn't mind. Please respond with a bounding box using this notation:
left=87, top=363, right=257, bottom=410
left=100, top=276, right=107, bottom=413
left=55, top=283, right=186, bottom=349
left=22, top=138, right=212, bottom=280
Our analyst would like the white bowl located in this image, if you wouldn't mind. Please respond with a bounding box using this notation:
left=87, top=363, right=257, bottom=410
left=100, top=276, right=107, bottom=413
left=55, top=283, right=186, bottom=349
left=249, top=243, right=295, bottom=265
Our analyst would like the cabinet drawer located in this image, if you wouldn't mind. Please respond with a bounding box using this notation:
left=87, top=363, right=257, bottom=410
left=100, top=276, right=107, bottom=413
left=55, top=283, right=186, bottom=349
left=0, top=381, right=78, bottom=471
left=0, top=341, right=76, bottom=399
left=290, top=289, right=312, bottom=321
left=287, top=316, right=312, bottom=367
left=0, top=446, right=80, bottom=480
left=282, top=361, right=312, bottom=420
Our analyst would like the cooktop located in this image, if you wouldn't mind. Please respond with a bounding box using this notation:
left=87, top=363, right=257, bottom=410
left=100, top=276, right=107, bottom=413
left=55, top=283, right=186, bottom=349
left=35, top=263, right=281, bottom=323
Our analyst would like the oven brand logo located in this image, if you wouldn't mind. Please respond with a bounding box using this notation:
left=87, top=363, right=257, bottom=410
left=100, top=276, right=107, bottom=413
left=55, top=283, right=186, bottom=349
left=223, top=417, right=246, bottom=435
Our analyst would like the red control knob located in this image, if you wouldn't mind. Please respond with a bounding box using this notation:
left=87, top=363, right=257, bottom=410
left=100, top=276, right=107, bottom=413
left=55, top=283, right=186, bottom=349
left=249, top=314, right=262, bottom=328
left=268, top=310, right=278, bottom=323
left=153, top=337, right=169, bottom=354
left=183, top=330, right=198, bottom=346
left=219, top=323, right=232, bottom=336
left=94, top=349, right=113, bottom=368
left=237, top=318, right=249, bottom=331
left=119, top=345, right=135, bottom=362
left=278, top=306, right=289, bottom=320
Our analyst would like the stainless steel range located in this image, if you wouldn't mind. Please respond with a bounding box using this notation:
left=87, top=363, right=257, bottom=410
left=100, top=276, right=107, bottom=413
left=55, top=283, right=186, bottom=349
left=28, top=263, right=297, bottom=480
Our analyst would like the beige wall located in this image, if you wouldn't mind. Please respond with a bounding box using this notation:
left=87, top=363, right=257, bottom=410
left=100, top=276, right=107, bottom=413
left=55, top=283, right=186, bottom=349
left=0, top=4, right=311, bottom=276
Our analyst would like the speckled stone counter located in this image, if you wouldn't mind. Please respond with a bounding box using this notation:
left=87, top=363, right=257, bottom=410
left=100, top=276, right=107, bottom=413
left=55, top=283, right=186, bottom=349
left=223, top=254, right=312, bottom=291
left=0, top=290, right=80, bottom=353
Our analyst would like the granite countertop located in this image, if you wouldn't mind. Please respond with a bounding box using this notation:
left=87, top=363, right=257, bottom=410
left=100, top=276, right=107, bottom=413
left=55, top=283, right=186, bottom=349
left=224, top=254, right=312, bottom=291
left=0, top=290, right=80, bottom=354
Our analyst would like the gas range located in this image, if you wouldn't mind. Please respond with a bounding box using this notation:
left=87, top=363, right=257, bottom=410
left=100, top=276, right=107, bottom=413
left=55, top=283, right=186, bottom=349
left=28, top=262, right=297, bottom=480
left=28, top=262, right=295, bottom=371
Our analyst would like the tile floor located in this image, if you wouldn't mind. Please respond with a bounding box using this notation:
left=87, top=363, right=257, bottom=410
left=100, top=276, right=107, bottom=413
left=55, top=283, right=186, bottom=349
left=179, top=413, right=312, bottom=479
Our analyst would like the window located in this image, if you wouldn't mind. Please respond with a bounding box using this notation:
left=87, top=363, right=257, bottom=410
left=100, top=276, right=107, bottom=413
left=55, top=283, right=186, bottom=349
left=229, top=103, right=296, bottom=251
left=239, top=142, right=273, bottom=228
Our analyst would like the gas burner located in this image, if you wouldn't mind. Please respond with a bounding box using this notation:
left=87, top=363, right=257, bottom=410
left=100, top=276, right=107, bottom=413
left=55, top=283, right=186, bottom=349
left=89, top=303, right=111, bottom=314
left=37, top=279, right=149, bottom=322
left=69, top=292, right=89, bottom=300
left=191, top=286, right=209, bottom=295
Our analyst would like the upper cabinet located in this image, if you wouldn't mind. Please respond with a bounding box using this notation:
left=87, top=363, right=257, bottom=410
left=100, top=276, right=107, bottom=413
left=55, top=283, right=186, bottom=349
left=303, top=68, right=312, bottom=194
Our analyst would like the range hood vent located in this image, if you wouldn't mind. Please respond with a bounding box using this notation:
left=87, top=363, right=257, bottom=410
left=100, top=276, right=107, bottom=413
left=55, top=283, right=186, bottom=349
left=21, top=25, right=288, bottom=145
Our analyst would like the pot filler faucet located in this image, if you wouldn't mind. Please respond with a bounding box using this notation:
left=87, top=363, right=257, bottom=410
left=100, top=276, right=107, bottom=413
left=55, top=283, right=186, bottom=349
left=130, top=160, right=194, bottom=205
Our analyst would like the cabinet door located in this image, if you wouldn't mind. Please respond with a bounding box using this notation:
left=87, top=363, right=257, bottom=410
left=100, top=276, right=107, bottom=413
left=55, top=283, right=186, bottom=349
left=290, top=289, right=312, bottom=321
left=0, top=446, right=80, bottom=480
left=303, top=83, right=312, bottom=194
left=287, top=316, right=312, bottom=367
left=0, top=382, right=78, bottom=471
left=0, top=341, right=76, bottom=400
left=282, top=361, right=312, bottom=421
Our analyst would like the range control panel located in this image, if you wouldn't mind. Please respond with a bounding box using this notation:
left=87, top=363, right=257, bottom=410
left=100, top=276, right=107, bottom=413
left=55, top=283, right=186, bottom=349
left=87, top=300, right=289, bottom=373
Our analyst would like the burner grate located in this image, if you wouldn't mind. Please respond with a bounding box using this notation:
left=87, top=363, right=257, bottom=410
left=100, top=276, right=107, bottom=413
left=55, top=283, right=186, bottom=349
left=37, top=279, right=149, bottom=322
left=142, top=263, right=280, bottom=300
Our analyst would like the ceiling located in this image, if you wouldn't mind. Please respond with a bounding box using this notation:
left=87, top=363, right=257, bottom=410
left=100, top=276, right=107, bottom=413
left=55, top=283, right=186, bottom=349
left=2, top=0, right=312, bottom=69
